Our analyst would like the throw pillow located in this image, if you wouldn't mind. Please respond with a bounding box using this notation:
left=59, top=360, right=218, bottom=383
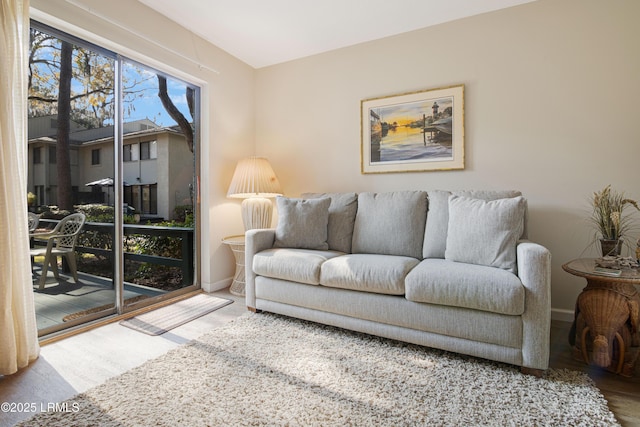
left=301, top=192, right=358, bottom=253
left=423, top=189, right=523, bottom=259
left=273, top=196, right=331, bottom=250
left=444, top=195, right=525, bottom=272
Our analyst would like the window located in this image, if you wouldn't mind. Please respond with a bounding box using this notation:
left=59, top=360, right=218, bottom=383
left=33, top=147, right=42, bottom=164
left=140, top=184, right=158, bottom=214
left=140, top=141, right=156, bottom=160
left=49, top=146, right=56, bottom=164
left=91, top=148, right=101, bottom=165
left=150, top=184, right=157, bottom=214
left=123, top=143, right=139, bottom=162
left=70, top=149, right=78, bottom=166
left=123, top=144, right=132, bottom=162
left=34, top=185, right=44, bottom=205
left=123, top=186, right=134, bottom=210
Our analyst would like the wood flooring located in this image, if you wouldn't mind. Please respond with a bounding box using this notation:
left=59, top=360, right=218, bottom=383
left=550, top=320, right=640, bottom=427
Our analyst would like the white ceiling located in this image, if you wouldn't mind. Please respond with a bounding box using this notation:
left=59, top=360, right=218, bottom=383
left=136, top=0, right=536, bottom=69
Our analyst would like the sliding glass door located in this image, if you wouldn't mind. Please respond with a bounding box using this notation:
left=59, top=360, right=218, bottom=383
left=119, top=58, right=198, bottom=297
left=28, top=21, right=199, bottom=336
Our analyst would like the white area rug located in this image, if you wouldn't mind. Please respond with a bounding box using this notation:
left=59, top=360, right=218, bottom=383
left=119, top=293, right=232, bottom=335
left=21, top=313, right=619, bottom=426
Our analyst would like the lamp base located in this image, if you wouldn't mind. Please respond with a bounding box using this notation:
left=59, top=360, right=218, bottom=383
left=241, top=197, right=273, bottom=230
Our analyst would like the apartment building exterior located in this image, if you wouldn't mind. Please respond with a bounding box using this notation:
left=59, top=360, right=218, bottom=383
left=28, top=116, right=194, bottom=220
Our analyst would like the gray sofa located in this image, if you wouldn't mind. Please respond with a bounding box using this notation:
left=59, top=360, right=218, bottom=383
left=245, top=190, right=551, bottom=373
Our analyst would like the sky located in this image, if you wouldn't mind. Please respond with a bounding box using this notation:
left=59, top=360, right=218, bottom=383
left=123, top=66, right=193, bottom=127
left=30, top=28, right=193, bottom=129
left=374, top=96, right=453, bottom=126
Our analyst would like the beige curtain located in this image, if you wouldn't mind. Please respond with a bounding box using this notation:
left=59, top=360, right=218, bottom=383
left=0, top=0, right=40, bottom=375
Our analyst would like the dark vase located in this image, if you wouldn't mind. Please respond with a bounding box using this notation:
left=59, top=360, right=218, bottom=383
left=600, top=239, right=622, bottom=257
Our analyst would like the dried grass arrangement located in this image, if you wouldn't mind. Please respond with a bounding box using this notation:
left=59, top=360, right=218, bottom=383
left=591, top=185, right=639, bottom=241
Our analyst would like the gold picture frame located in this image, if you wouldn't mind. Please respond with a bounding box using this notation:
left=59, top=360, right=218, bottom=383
left=361, top=84, right=464, bottom=174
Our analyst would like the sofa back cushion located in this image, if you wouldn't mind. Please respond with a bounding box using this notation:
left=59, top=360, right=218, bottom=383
left=423, top=189, right=524, bottom=259
left=301, top=192, right=358, bottom=253
left=351, top=191, right=427, bottom=259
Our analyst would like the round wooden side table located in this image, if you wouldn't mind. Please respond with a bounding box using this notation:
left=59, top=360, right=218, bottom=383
left=563, top=258, right=640, bottom=376
left=222, top=235, right=246, bottom=296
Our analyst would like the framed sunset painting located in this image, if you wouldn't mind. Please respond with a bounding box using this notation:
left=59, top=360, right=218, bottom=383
left=361, top=84, right=464, bottom=174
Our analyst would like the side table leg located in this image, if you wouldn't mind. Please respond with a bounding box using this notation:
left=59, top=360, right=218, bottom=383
left=229, top=263, right=245, bottom=296
left=614, top=332, right=625, bottom=374
left=580, top=326, right=590, bottom=366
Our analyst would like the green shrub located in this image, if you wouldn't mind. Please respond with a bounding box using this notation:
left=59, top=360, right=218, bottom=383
left=174, top=205, right=193, bottom=223
left=76, top=204, right=114, bottom=222
left=39, top=207, right=71, bottom=219
left=73, top=203, right=194, bottom=263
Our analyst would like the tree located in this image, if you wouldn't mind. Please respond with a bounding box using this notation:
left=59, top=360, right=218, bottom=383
left=29, top=29, right=117, bottom=210
left=28, top=28, right=116, bottom=128
left=56, top=40, right=73, bottom=211
left=28, top=30, right=58, bottom=117
left=157, top=75, right=194, bottom=153
left=29, top=26, right=196, bottom=211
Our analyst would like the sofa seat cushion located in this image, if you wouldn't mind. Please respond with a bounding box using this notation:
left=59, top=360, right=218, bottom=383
left=320, top=254, right=420, bottom=295
left=405, top=259, right=525, bottom=315
left=253, top=248, right=344, bottom=285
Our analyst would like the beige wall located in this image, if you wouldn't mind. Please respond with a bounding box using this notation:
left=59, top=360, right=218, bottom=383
left=31, top=0, right=256, bottom=291
left=30, top=0, right=640, bottom=314
left=255, top=0, right=640, bottom=317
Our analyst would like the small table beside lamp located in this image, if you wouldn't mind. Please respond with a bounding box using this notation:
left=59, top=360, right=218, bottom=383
left=227, top=156, right=283, bottom=230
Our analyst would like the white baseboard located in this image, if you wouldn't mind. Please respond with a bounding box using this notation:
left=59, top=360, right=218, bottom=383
left=201, top=277, right=232, bottom=293
left=551, top=308, right=574, bottom=323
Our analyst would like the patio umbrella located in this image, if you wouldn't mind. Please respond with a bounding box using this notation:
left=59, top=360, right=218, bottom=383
left=85, top=177, right=114, bottom=187
left=85, top=178, right=129, bottom=187
left=85, top=178, right=115, bottom=204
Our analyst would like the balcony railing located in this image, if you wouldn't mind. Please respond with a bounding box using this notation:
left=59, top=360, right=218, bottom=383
left=37, top=219, right=194, bottom=286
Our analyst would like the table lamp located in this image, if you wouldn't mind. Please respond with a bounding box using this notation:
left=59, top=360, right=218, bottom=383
left=227, top=156, right=282, bottom=230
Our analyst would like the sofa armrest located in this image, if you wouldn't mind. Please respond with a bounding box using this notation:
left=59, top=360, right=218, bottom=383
left=517, top=239, right=552, bottom=370
left=245, top=228, right=276, bottom=310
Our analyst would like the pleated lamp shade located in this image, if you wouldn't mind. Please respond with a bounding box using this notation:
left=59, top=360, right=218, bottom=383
left=227, top=157, right=282, bottom=230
